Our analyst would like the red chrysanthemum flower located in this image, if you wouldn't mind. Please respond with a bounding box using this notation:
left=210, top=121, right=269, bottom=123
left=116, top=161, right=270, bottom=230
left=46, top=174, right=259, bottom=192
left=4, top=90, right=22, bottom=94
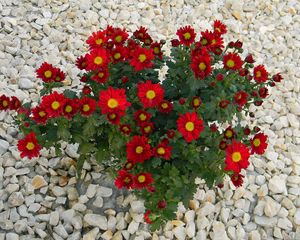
left=79, top=97, right=96, bottom=117
left=133, top=26, right=148, bottom=41
left=176, top=25, right=196, bottom=46
left=231, top=173, right=244, bottom=187
left=40, top=91, right=66, bottom=118
left=86, top=48, right=109, bottom=71
left=223, top=53, right=243, bottom=70
left=129, top=47, right=154, bottom=71
left=53, top=68, right=65, bottom=82
left=63, top=99, right=79, bottom=119
left=110, top=46, right=128, bottom=63
left=190, top=48, right=212, bottom=79
left=150, top=42, right=163, bottom=59
left=134, top=110, right=151, bottom=125
left=153, top=142, right=172, bottom=160
left=126, top=136, right=152, bottom=163
left=224, top=126, right=235, bottom=139
left=272, top=73, right=283, bottom=82
left=191, top=97, right=202, bottom=109
left=36, top=62, right=56, bottom=82
left=224, top=140, right=250, bottom=173
left=199, top=30, right=214, bottom=47
left=123, top=161, right=135, bottom=171
left=143, top=33, right=153, bottom=46
left=258, top=87, right=269, bottom=98
left=98, top=87, right=131, bottom=116
left=234, top=91, right=248, bottom=106
left=9, top=96, right=21, bottom=111
left=76, top=55, right=88, bottom=70
left=119, top=124, right=132, bottom=135
left=105, top=25, right=115, bottom=37
left=251, top=133, right=268, bottom=155
left=219, top=99, right=230, bottom=109
left=140, top=122, right=154, bottom=136
left=114, top=170, right=134, bottom=189
left=17, top=132, right=41, bottom=159
left=253, top=65, right=268, bottom=83
left=133, top=172, right=154, bottom=189
left=0, top=94, right=10, bottom=111
left=106, top=112, right=121, bottom=125
left=31, top=106, right=48, bottom=125
left=91, top=68, right=109, bottom=84
left=137, top=80, right=164, bottom=108
left=158, top=100, right=173, bottom=114
left=86, top=30, right=107, bottom=49
left=111, top=28, right=128, bottom=45
left=213, top=20, right=227, bottom=35
left=144, top=210, right=153, bottom=224
left=177, top=112, right=204, bottom=143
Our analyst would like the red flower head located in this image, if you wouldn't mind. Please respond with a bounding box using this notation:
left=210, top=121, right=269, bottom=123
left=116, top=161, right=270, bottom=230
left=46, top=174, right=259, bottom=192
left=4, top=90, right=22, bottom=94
left=119, top=124, right=132, bottom=135
left=272, top=73, right=283, bottom=82
left=251, top=133, right=268, bottom=155
left=224, top=126, right=235, bottom=139
left=176, top=25, right=196, bottom=46
left=143, top=33, right=153, bottom=46
left=82, top=85, right=92, bottom=95
left=137, top=80, right=164, bottom=108
left=258, top=87, right=269, bottom=98
left=234, top=91, right=248, bottom=106
left=213, top=20, right=227, bottom=35
left=231, top=173, right=244, bottom=187
left=17, top=132, right=41, bottom=159
left=133, top=172, right=154, bottom=189
left=98, top=87, right=131, bottom=116
left=91, top=68, right=109, bottom=84
left=190, top=48, right=212, bottom=79
left=224, top=140, right=250, bottom=173
left=153, top=142, right=172, bottom=160
left=126, top=136, right=152, bottom=163
left=105, top=25, right=115, bottom=37
left=0, top=95, right=10, bottom=111
left=177, top=112, right=204, bottom=143
left=219, top=99, right=230, bottom=109
left=9, top=96, right=21, bottom=111
left=129, top=47, right=154, bottom=71
left=144, top=210, right=153, bottom=224
left=31, top=106, right=48, bottom=124
left=140, top=122, right=154, bottom=136
left=111, top=28, right=128, bottom=45
left=133, top=26, right=148, bottom=41
left=63, top=98, right=79, bottom=119
left=110, top=46, right=128, bottom=63
left=86, top=48, right=109, bottom=71
left=40, top=91, right=66, bottom=118
left=191, top=97, right=202, bottom=109
left=86, top=30, right=107, bottom=49
left=76, top=55, right=88, bottom=70
left=158, top=100, right=173, bottom=114
left=79, top=97, right=96, bottom=117
left=167, top=129, right=175, bottom=139
left=36, top=62, right=56, bottom=82
left=114, top=170, right=133, bottom=189
left=134, top=110, right=151, bottom=125
left=253, top=65, right=268, bottom=83
left=53, top=68, right=65, bottom=82
left=245, top=54, right=255, bottom=64
left=223, top=53, right=243, bottom=70
left=151, top=42, right=163, bottom=59
left=107, top=112, right=121, bottom=125
left=124, top=161, right=135, bottom=171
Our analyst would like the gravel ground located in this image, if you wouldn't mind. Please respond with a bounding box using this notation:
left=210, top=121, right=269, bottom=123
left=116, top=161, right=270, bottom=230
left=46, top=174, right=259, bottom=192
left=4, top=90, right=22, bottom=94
left=0, top=0, right=300, bottom=239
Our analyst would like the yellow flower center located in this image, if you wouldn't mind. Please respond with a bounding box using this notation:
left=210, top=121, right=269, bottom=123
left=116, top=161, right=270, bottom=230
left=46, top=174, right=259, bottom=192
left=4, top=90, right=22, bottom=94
left=138, top=175, right=146, bottom=183
left=226, top=60, right=235, bottom=68
left=144, top=126, right=151, bottom=133
left=253, top=138, right=261, bottom=147
left=124, top=177, right=131, bottom=184
left=201, top=38, right=208, bottom=45
left=193, top=98, right=200, bottom=106
left=198, top=62, right=206, bottom=71
left=115, top=35, right=122, bottom=43
left=232, top=152, right=242, bottom=162
left=211, top=39, right=216, bottom=45
left=185, top=121, right=195, bottom=132
left=225, top=130, right=233, bottom=138
left=95, top=38, right=103, bottom=45
left=2, top=100, right=8, bottom=107
left=94, top=56, right=103, bottom=65
left=107, top=98, right=119, bottom=109
left=44, top=70, right=52, bottom=78
left=98, top=72, right=104, bottom=78
left=157, top=147, right=165, bottom=155
left=82, top=104, right=90, bottom=112
left=139, top=113, right=147, bottom=121
left=153, top=47, right=160, bottom=54
left=161, top=103, right=168, bottom=109
left=109, top=113, right=116, bottom=119
left=256, top=71, right=261, bottom=77
left=216, top=27, right=221, bottom=33
left=65, top=105, right=72, bottom=113
left=39, top=111, right=46, bottom=117
left=122, top=126, right=129, bottom=132
left=135, top=146, right=143, bottom=154
left=51, top=101, right=60, bottom=110
left=114, top=53, right=121, bottom=59
left=183, top=32, right=191, bottom=40
left=146, top=90, right=156, bottom=100
left=26, top=142, right=35, bottom=150
left=237, top=93, right=242, bottom=100
left=138, top=54, right=147, bottom=62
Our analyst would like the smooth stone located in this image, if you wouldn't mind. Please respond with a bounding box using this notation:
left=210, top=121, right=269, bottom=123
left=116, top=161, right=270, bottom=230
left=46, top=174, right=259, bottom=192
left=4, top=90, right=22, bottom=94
left=32, top=175, right=47, bottom=189
left=8, top=192, right=25, bottom=207
left=0, top=139, right=9, bottom=155
left=84, top=214, right=107, bottom=230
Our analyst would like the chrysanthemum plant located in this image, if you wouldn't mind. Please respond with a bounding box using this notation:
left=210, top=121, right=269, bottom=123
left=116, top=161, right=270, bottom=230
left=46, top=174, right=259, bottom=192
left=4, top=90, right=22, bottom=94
left=0, top=21, right=283, bottom=230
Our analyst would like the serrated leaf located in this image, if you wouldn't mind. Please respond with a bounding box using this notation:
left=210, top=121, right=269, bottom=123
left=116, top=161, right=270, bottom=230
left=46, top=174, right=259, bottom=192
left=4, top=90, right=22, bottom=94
left=76, top=154, right=86, bottom=177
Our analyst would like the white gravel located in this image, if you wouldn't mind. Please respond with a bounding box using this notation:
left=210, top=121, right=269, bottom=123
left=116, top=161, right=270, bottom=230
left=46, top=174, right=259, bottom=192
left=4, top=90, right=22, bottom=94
left=0, top=0, right=300, bottom=239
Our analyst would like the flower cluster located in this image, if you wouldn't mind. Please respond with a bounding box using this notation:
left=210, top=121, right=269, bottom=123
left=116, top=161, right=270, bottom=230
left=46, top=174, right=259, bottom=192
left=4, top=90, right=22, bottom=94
left=1, top=22, right=282, bottom=230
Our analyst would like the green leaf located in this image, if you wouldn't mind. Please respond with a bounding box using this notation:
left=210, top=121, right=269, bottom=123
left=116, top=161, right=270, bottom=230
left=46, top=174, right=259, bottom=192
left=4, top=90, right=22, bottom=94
left=64, top=89, right=77, bottom=99
left=95, top=148, right=110, bottom=164
left=79, top=142, right=95, bottom=155
left=57, top=125, right=71, bottom=141
left=76, top=154, right=86, bottom=177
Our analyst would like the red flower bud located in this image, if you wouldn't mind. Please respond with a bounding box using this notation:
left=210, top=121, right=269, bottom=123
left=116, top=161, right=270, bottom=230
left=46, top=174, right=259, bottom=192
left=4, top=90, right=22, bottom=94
left=234, top=40, right=243, bottom=49
left=258, top=87, right=268, bottom=98
left=245, top=54, right=255, bottom=63
left=251, top=91, right=258, bottom=97
left=171, top=39, right=180, bottom=47
left=217, top=183, right=224, bottom=188
left=210, top=123, right=218, bottom=132
left=254, top=100, right=263, bottom=106
left=239, top=68, right=249, bottom=77
left=216, top=73, right=224, bottom=81
left=82, top=85, right=91, bottom=95
left=219, top=140, right=227, bottom=150
left=228, top=41, right=235, bottom=48
left=210, top=81, right=216, bottom=87
left=270, top=82, right=276, bottom=87
left=157, top=200, right=167, bottom=209
left=80, top=76, right=87, bottom=82
left=121, top=76, right=129, bottom=83
left=244, top=127, right=251, bottom=135
left=272, top=73, right=283, bottom=82
left=254, top=126, right=261, bottom=133
left=179, top=98, right=186, bottom=105
left=219, top=100, right=230, bottom=109
left=167, top=130, right=175, bottom=139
